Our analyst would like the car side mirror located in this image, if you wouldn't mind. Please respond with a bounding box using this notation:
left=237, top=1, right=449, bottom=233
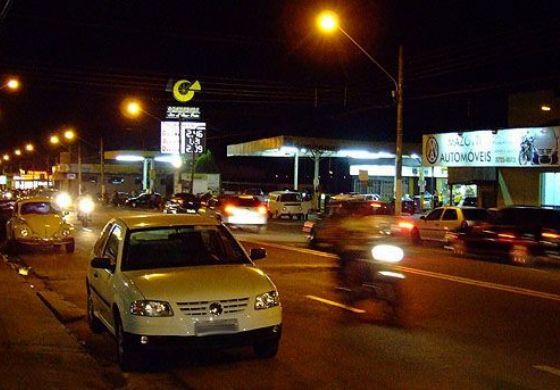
left=90, top=257, right=113, bottom=270
left=250, top=248, right=267, bottom=261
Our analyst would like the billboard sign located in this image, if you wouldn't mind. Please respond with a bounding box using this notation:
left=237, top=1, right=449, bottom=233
left=423, top=127, right=560, bottom=167
left=161, top=121, right=206, bottom=155
left=166, top=106, right=201, bottom=120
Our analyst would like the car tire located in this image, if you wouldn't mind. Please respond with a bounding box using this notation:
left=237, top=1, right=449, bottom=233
left=410, top=228, right=421, bottom=245
left=510, top=244, right=534, bottom=267
left=114, top=313, right=140, bottom=372
left=253, top=338, right=279, bottom=359
left=65, top=239, right=75, bottom=254
left=86, top=284, right=104, bottom=334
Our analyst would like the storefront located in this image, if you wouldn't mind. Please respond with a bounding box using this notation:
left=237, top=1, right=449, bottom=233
left=423, top=126, right=560, bottom=208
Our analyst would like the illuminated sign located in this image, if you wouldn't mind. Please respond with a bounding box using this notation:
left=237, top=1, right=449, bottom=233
left=423, top=127, right=560, bottom=167
left=166, top=106, right=201, bottom=120
left=172, top=79, right=201, bottom=102
left=161, top=121, right=206, bottom=155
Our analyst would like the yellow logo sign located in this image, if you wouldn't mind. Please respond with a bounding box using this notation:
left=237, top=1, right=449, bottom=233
left=172, top=79, right=201, bottom=102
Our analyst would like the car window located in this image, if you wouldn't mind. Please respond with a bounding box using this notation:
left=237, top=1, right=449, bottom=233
left=103, top=225, right=123, bottom=267
left=94, top=223, right=113, bottom=255
left=442, top=209, right=458, bottom=221
left=122, top=225, right=250, bottom=271
left=426, top=208, right=444, bottom=221
left=461, top=208, right=489, bottom=221
left=20, top=202, right=60, bottom=215
left=279, top=193, right=301, bottom=202
left=229, top=197, right=261, bottom=207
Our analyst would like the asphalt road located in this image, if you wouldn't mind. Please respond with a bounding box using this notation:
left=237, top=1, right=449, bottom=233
left=9, top=206, right=560, bottom=389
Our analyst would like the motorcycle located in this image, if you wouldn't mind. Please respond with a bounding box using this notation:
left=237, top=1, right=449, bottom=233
left=518, top=135, right=534, bottom=165
left=337, top=243, right=405, bottom=323
left=77, top=195, right=95, bottom=227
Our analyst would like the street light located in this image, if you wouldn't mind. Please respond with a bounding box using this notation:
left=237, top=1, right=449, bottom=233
left=1, top=77, right=21, bottom=91
left=25, top=143, right=34, bottom=152
left=51, top=128, right=82, bottom=195
left=14, top=149, right=21, bottom=156
left=317, top=10, right=405, bottom=215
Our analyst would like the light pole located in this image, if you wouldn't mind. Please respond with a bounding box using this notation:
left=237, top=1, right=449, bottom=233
left=317, top=11, right=405, bottom=215
left=50, top=129, right=80, bottom=195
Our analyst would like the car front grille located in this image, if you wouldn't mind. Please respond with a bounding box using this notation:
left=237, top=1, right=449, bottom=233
left=176, top=297, right=250, bottom=316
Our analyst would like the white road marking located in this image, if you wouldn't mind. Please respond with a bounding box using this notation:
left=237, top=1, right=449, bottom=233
left=306, top=295, right=366, bottom=314
left=243, top=239, right=560, bottom=302
left=533, top=365, right=560, bottom=377
left=394, top=265, right=560, bottom=302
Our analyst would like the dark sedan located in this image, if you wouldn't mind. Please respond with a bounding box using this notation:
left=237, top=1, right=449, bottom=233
left=450, top=206, right=560, bottom=266
left=163, top=192, right=200, bottom=214
left=124, top=192, right=163, bottom=209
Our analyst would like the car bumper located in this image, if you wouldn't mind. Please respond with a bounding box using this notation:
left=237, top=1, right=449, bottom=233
left=223, top=215, right=267, bottom=225
left=124, top=324, right=282, bottom=351
left=17, top=238, right=73, bottom=246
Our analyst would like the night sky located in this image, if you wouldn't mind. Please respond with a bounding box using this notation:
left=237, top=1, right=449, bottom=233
left=0, top=0, right=559, bottom=188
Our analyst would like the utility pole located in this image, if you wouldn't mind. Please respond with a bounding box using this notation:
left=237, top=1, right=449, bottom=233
left=394, top=45, right=404, bottom=217
left=100, top=137, right=105, bottom=200
left=77, top=143, right=82, bottom=196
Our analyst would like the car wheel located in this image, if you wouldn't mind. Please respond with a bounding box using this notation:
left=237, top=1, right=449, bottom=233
left=86, top=284, right=104, bottom=334
left=65, top=239, right=75, bottom=254
left=510, top=245, right=534, bottom=266
left=114, top=313, right=140, bottom=372
left=410, top=228, right=421, bottom=245
left=253, top=338, right=279, bottom=359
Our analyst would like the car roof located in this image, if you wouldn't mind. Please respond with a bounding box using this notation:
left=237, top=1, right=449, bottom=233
left=116, top=213, right=219, bottom=230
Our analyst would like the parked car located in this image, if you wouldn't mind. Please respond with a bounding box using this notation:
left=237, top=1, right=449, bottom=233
left=205, top=195, right=268, bottom=233
left=163, top=192, right=200, bottom=214
left=110, top=191, right=130, bottom=207
left=86, top=214, right=281, bottom=371
left=449, top=206, right=560, bottom=266
left=267, top=191, right=311, bottom=220
left=6, top=196, right=75, bottom=253
left=307, top=200, right=394, bottom=249
left=410, top=206, right=490, bottom=245
left=125, top=192, right=162, bottom=209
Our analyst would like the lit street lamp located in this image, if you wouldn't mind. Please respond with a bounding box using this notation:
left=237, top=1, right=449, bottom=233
left=1, top=77, right=21, bottom=92
left=317, top=10, right=405, bottom=215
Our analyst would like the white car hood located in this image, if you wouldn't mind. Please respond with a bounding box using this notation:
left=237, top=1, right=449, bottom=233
left=123, top=265, right=275, bottom=302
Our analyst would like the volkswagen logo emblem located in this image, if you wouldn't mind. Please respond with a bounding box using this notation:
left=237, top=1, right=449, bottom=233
left=425, top=137, right=439, bottom=164
left=209, top=302, right=223, bottom=316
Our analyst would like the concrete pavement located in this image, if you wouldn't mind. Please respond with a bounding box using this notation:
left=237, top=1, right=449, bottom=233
left=0, top=258, right=113, bottom=389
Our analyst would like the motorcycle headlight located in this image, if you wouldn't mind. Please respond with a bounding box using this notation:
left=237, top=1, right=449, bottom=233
left=78, top=197, right=95, bottom=213
left=55, top=192, right=72, bottom=209
left=371, top=244, right=404, bottom=263
left=129, top=300, right=174, bottom=317
left=255, top=291, right=280, bottom=310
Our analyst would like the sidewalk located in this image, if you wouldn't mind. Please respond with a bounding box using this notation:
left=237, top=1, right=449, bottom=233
left=0, top=259, right=113, bottom=389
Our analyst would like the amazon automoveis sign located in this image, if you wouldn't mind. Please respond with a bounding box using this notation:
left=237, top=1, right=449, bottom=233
left=422, top=126, right=560, bottom=167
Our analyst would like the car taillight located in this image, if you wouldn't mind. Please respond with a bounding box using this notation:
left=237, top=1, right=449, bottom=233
left=224, top=204, right=236, bottom=215
left=542, top=231, right=560, bottom=240
left=497, top=232, right=516, bottom=240
left=398, top=221, right=414, bottom=230
left=258, top=205, right=267, bottom=214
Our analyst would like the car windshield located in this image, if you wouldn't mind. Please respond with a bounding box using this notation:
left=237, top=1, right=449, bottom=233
left=461, top=208, right=489, bottom=220
left=122, top=225, right=250, bottom=271
left=230, top=197, right=261, bottom=207
left=20, top=202, right=60, bottom=215
left=280, top=193, right=301, bottom=202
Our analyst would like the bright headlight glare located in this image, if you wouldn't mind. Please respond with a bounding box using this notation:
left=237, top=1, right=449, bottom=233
left=55, top=192, right=72, bottom=209
left=371, top=244, right=404, bottom=263
left=20, top=227, right=29, bottom=237
left=78, top=197, right=95, bottom=213
left=129, top=300, right=174, bottom=317
left=61, top=228, right=70, bottom=237
left=254, top=291, right=279, bottom=310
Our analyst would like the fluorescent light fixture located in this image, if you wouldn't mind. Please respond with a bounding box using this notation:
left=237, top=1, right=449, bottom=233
left=337, top=149, right=395, bottom=159
left=541, top=105, right=552, bottom=112
left=280, top=146, right=298, bottom=154
left=155, top=155, right=182, bottom=168
left=410, top=153, right=420, bottom=160
left=116, top=155, right=145, bottom=162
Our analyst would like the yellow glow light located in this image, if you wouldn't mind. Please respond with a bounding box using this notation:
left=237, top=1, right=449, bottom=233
left=64, top=129, right=76, bottom=141
left=126, top=100, right=142, bottom=117
left=6, top=78, right=20, bottom=91
left=50, top=135, right=60, bottom=144
left=3, top=154, right=9, bottom=161
left=317, top=10, right=339, bottom=33
left=25, top=143, right=34, bottom=152
left=14, top=149, right=21, bottom=156
left=541, top=105, right=552, bottom=112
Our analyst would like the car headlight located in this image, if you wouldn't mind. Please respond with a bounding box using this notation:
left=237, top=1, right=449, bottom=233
left=19, top=226, right=30, bottom=237
left=55, top=192, right=72, bottom=209
left=255, top=291, right=279, bottom=310
left=129, top=300, right=174, bottom=317
left=78, top=197, right=95, bottom=213
left=61, top=227, right=71, bottom=237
